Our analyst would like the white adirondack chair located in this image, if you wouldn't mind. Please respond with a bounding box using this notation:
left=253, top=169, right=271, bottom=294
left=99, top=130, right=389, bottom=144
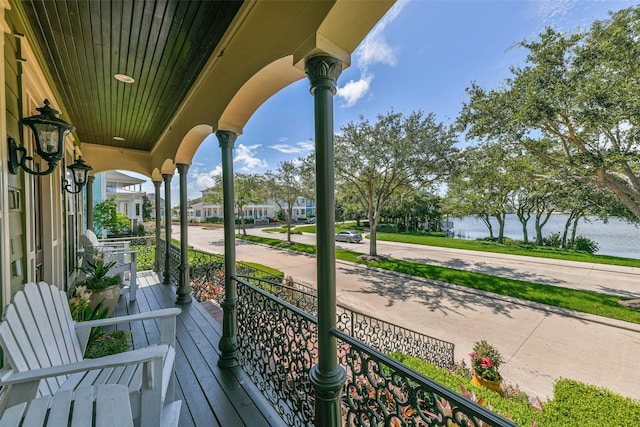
left=80, top=230, right=138, bottom=302
left=0, top=384, right=134, bottom=427
left=0, top=282, right=182, bottom=427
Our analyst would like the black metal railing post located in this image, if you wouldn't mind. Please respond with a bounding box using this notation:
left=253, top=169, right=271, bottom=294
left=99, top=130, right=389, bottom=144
left=217, top=129, right=239, bottom=368
left=305, top=54, right=345, bottom=427
left=176, top=163, right=192, bottom=304
left=153, top=179, right=162, bottom=273
left=162, top=172, right=173, bottom=285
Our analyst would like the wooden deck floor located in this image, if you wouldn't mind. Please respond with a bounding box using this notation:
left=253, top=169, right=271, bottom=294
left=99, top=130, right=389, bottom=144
left=115, top=271, right=286, bottom=427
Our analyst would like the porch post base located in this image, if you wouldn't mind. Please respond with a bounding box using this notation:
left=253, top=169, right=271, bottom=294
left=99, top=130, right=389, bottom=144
left=309, top=365, right=346, bottom=427
left=176, top=264, right=192, bottom=304
left=217, top=296, right=239, bottom=368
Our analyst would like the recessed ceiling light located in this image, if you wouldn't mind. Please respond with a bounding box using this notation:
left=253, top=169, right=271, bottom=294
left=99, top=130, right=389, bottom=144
left=113, top=136, right=125, bottom=141
left=114, top=74, right=135, bottom=83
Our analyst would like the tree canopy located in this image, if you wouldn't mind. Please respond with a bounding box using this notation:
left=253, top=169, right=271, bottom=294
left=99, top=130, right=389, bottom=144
left=203, top=173, right=265, bottom=235
left=93, top=197, right=131, bottom=237
left=265, top=161, right=306, bottom=243
left=459, top=6, right=640, bottom=221
left=335, top=110, right=457, bottom=256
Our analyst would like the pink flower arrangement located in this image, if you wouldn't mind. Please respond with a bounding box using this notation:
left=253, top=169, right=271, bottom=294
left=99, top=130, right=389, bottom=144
left=470, top=340, right=504, bottom=382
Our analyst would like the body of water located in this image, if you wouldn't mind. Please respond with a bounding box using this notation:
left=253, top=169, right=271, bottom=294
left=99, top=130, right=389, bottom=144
left=451, top=214, right=639, bottom=259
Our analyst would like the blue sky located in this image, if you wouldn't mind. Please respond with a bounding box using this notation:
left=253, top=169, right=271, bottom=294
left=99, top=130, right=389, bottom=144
left=129, top=0, right=638, bottom=204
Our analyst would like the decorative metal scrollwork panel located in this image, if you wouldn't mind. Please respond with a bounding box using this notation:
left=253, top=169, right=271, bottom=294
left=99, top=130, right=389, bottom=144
left=335, top=330, right=516, bottom=427
left=339, top=309, right=455, bottom=370
left=236, top=280, right=318, bottom=427
left=168, top=243, right=181, bottom=283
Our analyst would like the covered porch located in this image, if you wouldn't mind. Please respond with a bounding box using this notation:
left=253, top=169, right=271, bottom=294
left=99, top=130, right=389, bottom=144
left=0, top=0, right=518, bottom=425
left=115, top=271, right=285, bottom=426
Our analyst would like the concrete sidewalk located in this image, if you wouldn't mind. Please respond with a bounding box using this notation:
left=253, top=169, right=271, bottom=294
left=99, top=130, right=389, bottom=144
left=183, top=225, right=640, bottom=402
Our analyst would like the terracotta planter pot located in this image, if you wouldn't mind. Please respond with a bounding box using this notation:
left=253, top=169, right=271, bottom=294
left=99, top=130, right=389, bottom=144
left=471, top=374, right=504, bottom=397
left=88, top=285, right=120, bottom=317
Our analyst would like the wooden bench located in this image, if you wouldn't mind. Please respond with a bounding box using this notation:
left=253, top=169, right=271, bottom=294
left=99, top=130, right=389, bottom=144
left=0, top=282, right=181, bottom=427
left=81, top=230, right=138, bottom=302
left=0, top=384, right=134, bottom=427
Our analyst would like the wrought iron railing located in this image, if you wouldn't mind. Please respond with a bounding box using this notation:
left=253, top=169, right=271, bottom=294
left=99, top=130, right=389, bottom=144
left=236, top=277, right=317, bottom=426
left=157, top=238, right=283, bottom=299
left=168, top=241, right=181, bottom=282
left=238, top=276, right=455, bottom=369
left=157, top=238, right=165, bottom=273
left=334, top=328, right=519, bottom=427
left=101, top=235, right=156, bottom=271
left=234, top=277, right=517, bottom=427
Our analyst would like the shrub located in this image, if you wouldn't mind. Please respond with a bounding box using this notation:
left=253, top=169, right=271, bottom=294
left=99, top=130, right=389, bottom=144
left=542, top=233, right=563, bottom=248
left=571, top=236, right=599, bottom=254
left=391, top=353, right=540, bottom=426
left=204, top=217, right=224, bottom=224
left=377, top=223, right=398, bottom=233
left=537, top=379, right=640, bottom=426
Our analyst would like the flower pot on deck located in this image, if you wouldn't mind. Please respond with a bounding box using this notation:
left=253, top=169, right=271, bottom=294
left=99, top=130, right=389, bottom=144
left=88, top=285, right=120, bottom=316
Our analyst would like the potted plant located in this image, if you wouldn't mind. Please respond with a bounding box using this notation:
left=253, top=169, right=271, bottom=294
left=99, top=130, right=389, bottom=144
left=84, top=330, right=132, bottom=359
left=469, top=340, right=505, bottom=396
left=76, top=253, right=122, bottom=316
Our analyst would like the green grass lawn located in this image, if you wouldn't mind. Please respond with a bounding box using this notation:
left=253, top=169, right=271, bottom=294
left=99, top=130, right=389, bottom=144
left=375, top=232, right=640, bottom=267
left=238, top=234, right=640, bottom=325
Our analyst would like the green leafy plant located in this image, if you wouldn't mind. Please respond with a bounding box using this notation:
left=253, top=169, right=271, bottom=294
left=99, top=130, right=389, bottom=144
left=470, top=340, right=504, bottom=381
left=68, top=286, right=110, bottom=348
left=84, top=330, right=131, bottom=359
left=77, top=252, right=122, bottom=290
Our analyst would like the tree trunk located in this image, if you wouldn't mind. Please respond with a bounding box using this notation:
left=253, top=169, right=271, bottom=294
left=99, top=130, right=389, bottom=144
left=368, top=212, right=377, bottom=257
left=570, top=216, right=581, bottom=247
left=534, top=210, right=553, bottom=246
left=286, top=207, right=293, bottom=242
left=496, top=212, right=506, bottom=243
left=240, top=206, right=247, bottom=236
left=561, top=213, right=575, bottom=248
left=516, top=211, right=529, bottom=244
left=480, top=215, right=494, bottom=239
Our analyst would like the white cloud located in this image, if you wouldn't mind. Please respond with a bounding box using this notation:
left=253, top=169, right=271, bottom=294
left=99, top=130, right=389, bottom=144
left=279, top=136, right=289, bottom=142
left=355, top=0, right=406, bottom=70
left=534, top=0, right=575, bottom=24
left=531, top=0, right=608, bottom=31
left=269, top=139, right=315, bottom=154
left=338, top=74, right=373, bottom=107
left=337, top=1, right=406, bottom=107
left=234, top=143, right=268, bottom=171
left=193, top=164, right=221, bottom=190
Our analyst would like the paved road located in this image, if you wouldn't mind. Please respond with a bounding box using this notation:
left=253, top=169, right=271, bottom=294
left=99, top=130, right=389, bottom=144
left=248, top=227, right=640, bottom=298
left=181, top=225, right=640, bottom=402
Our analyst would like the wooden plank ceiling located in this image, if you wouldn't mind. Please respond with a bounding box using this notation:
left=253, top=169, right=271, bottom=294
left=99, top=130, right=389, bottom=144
left=19, top=0, right=243, bottom=152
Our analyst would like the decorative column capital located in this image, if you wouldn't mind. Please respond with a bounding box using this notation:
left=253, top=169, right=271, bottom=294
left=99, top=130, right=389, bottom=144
left=87, top=175, right=95, bottom=184
left=305, top=55, right=343, bottom=95
left=153, top=180, right=161, bottom=189
left=216, top=130, right=237, bottom=149
left=176, top=163, right=190, bottom=174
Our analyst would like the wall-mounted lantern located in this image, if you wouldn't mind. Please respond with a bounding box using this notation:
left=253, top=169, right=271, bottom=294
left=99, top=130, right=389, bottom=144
left=62, top=156, right=92, bottom=194
left=8, top=99, right=75, bottom=176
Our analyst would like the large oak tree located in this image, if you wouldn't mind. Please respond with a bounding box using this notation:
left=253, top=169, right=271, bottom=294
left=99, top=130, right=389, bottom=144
left=335, top=110, right=457, bottom=257
left=459, top=6, right=640, bottom=221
